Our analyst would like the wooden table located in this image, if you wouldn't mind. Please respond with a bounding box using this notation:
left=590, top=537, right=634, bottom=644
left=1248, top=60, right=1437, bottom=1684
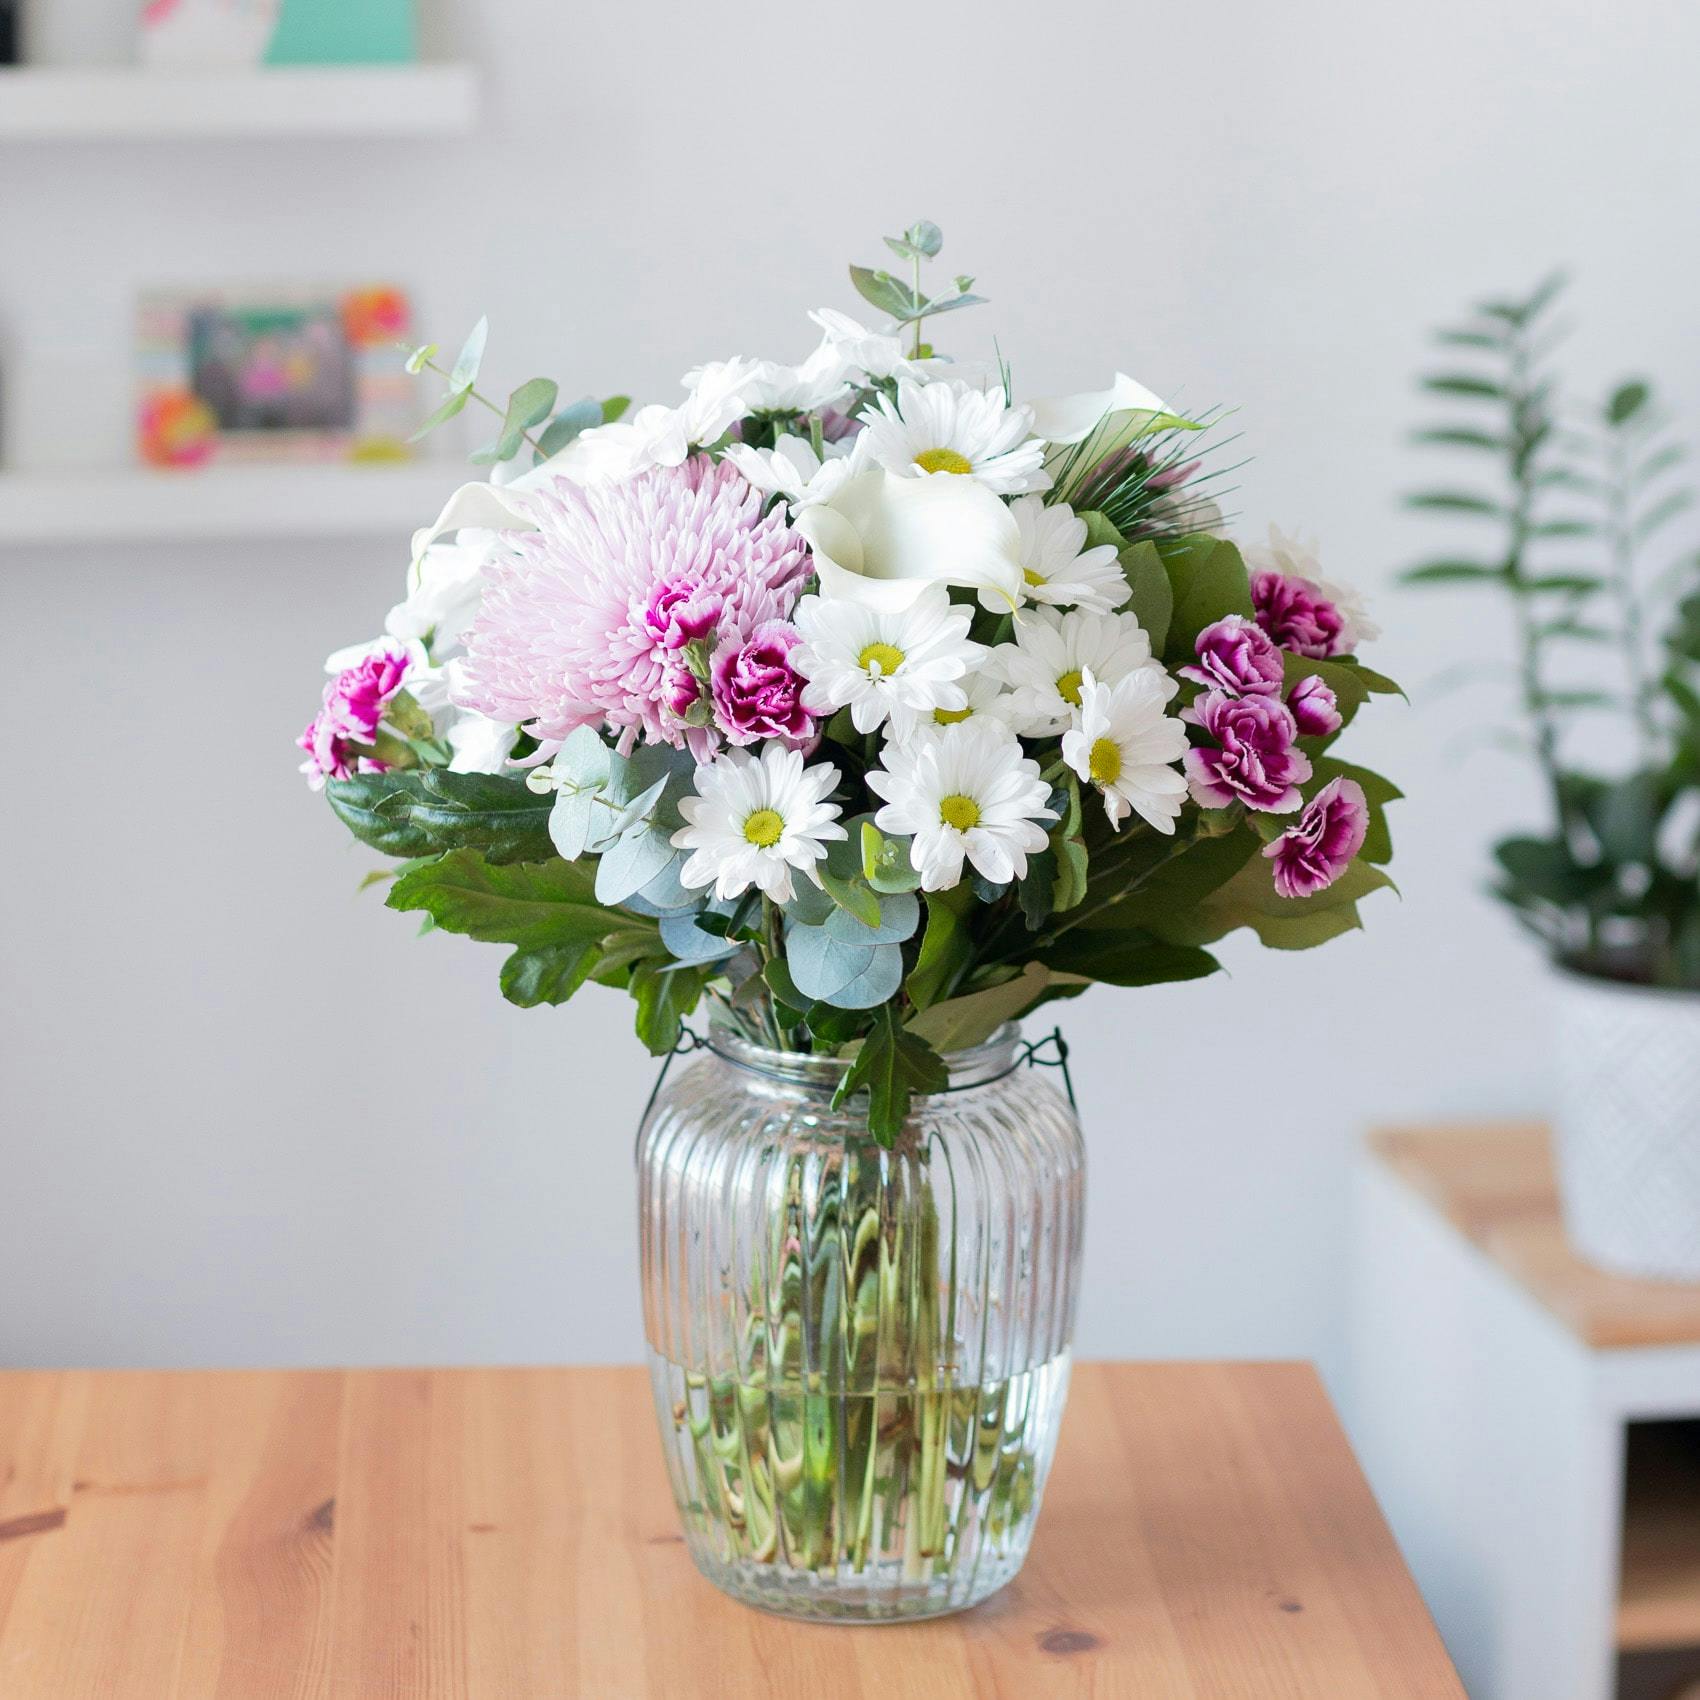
left=1355, top=1124, right=1700, bottom=1700
left=0, top=1362, right=1461, bottom=1698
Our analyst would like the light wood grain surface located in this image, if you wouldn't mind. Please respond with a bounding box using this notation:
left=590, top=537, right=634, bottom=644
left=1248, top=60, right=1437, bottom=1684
left=1371, top=1123, right=1700, bottom=1349
left=0, top=1362, right=1461, bottom=1699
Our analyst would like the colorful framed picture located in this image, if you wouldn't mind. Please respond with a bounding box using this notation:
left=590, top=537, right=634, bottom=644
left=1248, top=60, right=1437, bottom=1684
left=138, top=0, right=416, bottom=68
left=136, top=286, right=420, bottom=468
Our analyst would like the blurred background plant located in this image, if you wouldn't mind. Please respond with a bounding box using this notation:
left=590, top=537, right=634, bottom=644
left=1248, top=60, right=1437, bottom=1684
left=1404, top=277, right=1700, bottom=986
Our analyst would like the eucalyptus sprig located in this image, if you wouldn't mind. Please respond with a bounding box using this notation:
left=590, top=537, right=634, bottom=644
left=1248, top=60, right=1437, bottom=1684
left=850, top=220, right=985, bottom=358
left=403, top=318, right=629, bottom=468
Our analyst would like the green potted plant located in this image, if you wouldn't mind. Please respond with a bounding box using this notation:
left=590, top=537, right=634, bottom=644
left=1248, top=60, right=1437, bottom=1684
left=1405, top=277, right=1700, bottom=1280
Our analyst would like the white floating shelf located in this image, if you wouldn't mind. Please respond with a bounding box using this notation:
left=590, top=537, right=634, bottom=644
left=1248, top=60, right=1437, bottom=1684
left=0, top=465, right=460, bottom=545
left=0, top=64, right=478, bottom=140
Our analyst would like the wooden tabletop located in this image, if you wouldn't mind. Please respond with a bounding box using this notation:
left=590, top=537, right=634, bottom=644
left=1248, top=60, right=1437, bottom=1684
left=1371, top=1123, right=1700, bottom=1349
left=0, top=1362, right=1461, bottom=1699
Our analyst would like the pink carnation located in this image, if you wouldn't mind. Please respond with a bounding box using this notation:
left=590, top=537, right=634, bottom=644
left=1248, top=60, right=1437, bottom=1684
left=457, top=457, right=809, bottom=755
left=1180, top=614, right=1284, bottom=697
left=1287, top=673, right=1342, bottom=736
left=1183, top=689, right=1311, bottom=813
left=297, top=639, right=416, bottom=791
left=1251, top=569, right=1348, bottom=660
left=712, top=621, right=815, bottom=748
left=1263, top=777, right=1369, bottom=898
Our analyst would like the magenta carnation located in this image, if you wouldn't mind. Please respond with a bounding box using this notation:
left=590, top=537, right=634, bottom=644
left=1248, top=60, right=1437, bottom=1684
left=1287, top=673, right=1342, bottom=736
left=1183, top=689, right=1312, bottom=813
left=1262, top=777, right=1369, bottom=898
left=456, top=457, right=810, bottom=755
left=1180, top=614, right=1284, bottom=697
left=297, top=639, right=416, bottom=791
left=1251, top=569, right=1348, bottom=659
left=712, top=620, right=814, bottom=748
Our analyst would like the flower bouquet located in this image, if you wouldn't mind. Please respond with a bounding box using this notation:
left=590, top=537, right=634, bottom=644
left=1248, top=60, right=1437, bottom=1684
left=302, top=223, right=1400, bottom=1616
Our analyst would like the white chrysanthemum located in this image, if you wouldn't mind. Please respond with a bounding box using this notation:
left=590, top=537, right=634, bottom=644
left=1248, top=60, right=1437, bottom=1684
left=1061, top=668, right=1190, bottom=833
left=807, top=308, right=944, bottom=385
left=672, top=742, right=845, bottom=904
left=792, top=583, right=984, bottom=735
left=859, top=378, right=1049, bottom=496
left=867, top=717, right=1056, bottom=891
left=897, top=670, right=1017, bottom=747
left=990, top=608, right=1169, bottom=737
left=721, top=433, right=862, bottom=512
left=1002, top=496, right=1131, bottom=615
left=1247, top=525, right=1381, bottom=648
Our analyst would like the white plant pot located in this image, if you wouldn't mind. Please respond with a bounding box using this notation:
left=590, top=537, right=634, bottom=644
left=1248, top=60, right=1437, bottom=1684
left=1552, top=964, right=1700, bottom=1282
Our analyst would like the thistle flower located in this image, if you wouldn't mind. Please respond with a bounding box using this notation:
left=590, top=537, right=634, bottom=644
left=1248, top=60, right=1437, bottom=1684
left=455, top=458, right=809, bottom=756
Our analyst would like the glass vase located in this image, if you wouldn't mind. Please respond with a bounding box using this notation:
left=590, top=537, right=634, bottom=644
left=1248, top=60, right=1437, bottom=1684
left=636, top=1021, right=1086, bottom=1622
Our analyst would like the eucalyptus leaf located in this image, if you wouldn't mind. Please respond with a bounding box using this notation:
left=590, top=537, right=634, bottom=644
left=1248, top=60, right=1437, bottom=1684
left=823, top=888, right=920, bottom=946
left=450, top=316, right=488, bottom=391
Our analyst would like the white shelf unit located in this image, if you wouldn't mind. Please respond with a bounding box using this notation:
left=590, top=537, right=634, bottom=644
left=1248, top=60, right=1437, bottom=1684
left=0, top=64, right=478, bottom=140
left=0, top=465, right=459, bottom=545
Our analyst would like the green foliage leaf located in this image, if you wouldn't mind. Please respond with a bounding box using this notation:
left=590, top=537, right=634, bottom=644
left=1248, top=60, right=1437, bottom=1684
left=326, top=770, right=554, bottom=864
left=820, top=869, right=882, bottom=929
left=849, top=265, right=920, bottom=319
left=1493, top=835, right=1600, bottom=905
left=408, top=384, right=470, bottom=442
left=1405, top=491, right=1503, bottom=516
left=1155, top=534, right=1254, bottom=663
left=1421, top=374, right=1506, bottom=401
left=1118, top=538, right=1174, bottom=652
left=450, top=316, right=488, bottom=391
left=1411, top=426, right=1507, bottom=451
left=535, top=397, right=604, bottom=460
left=832, top=1005, right=948, bottom=1147
left=861, top=820, right=920, bottom=893
left=1036, top=930, right=1221, bottom=987
left=906, top=887, right=973, bottom=1011
left=630, top=960, right=710, bottom=1055
left=388, top=849, right=653, bottom=1005
left=1608, top=380, right=1651, bottom=425
left=905, top=961, right=1063, bottom=1053
left=601, top=395, right=631, bottom=423
left=1401, top=560, right=1506, bottom=585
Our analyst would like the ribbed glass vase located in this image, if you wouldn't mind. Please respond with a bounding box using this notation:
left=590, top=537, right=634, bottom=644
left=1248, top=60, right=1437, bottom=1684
left=637, top=1021, right=1086, bottom=1622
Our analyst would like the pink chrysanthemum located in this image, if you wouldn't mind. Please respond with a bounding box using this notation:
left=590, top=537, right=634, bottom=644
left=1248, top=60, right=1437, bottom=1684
left=456, top=458, right=810, bottom=754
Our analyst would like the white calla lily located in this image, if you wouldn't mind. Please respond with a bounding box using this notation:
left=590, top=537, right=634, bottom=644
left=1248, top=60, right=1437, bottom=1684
left=1029, top=372, right=1175, bottom=445
left=793, top=467, right=1023, bottom=613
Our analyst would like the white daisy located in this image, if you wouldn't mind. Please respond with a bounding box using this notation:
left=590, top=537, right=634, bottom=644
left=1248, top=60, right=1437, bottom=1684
left=1002, top=496, right=1131, bottom=615
left=721, top=432, right=862, bottom=512
left=792, top=583, right=984, bottom=736
left=1061, top=669, right=1190, bottom=833
left=990, top=608, right=1170, bottom=737
left=896, top=670, right=1017, bottom=747
left=868, top=717, right=1057, bottom=891
left=671, top=742, right=845, bottom=905
left=858, top=378, right=1049, bottom=496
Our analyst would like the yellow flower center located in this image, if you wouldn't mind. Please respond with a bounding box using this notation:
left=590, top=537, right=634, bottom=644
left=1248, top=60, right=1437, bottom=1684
left=914, top=447, right=974, bottom=476
left=1023, top=568, right=1046, bottom=588
left=1088, top=737, right=1123, bottom=786
left=742, top=808, right=785, bottom=848
left=857, top=640, right=906, bottom=677
left=938, top=793, right=981, bottom=832
left=933, top=705, right=973, bottom=725
left=1055, top=669, right=1084, bottom=706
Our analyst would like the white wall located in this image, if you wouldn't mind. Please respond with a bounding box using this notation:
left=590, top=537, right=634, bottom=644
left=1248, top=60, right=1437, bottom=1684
left=3, top=0, right=1697, bottom=1375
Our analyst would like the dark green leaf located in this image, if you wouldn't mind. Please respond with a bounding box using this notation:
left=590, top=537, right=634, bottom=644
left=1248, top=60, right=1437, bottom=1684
left=1118, top=538, right=1174, bottom=652
left=848, top=265, right=920, bottom=319
left=1401, top=560, right=1507, bottom=585
left=1411, top=426, right=1507, bottom=451
left=500, top=940, right=604, bottom=1007
left=906, top=887, right=973, bottom=1011
left=1523, top=572, right=1603, bottom=594
left=630, top=961, right=710, bottom=1056
left=1421, top=374, right=1506, bottom=401
left=832, top=1005, right=948, bottom=1147
left=1608, top=380, right=1651, bottom=425
left=326, top=770, right=554, bottom=864
left=1037, top=929, right=1221, bottom=987
left=1155, top=534, right=1254, bottom=663
left=1405, top=491, right=1503, bottom=516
